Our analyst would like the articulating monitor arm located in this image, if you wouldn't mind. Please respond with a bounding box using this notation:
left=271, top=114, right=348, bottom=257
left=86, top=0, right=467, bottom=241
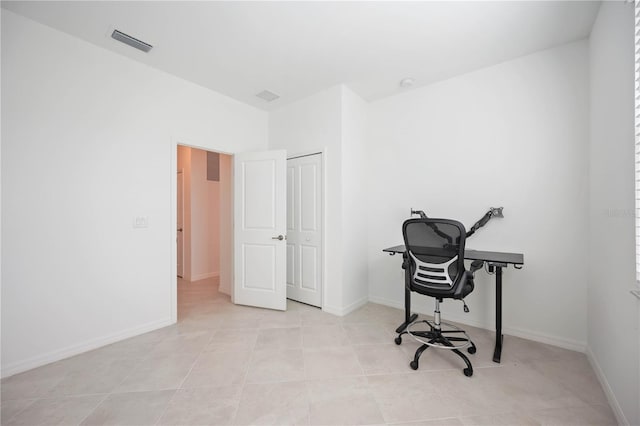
left=410, top=207, right=504, bottom=239
left=410, top=208, right=453, bottom=243
left=410, top=209, right=428, bottom=219
left=466, top=207, right=503, bottom=238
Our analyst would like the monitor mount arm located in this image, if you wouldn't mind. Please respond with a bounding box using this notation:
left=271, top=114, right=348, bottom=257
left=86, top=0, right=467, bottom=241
left=410, top=208, right=428, bottom=219
left=410, top=207, right=504, bottom=238
left=410, top=208, right=452, bottom=243
left=466, top=207, right=503, bottom=238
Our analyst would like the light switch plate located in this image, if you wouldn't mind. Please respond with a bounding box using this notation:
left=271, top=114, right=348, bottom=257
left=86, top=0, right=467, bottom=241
left=133, top=216, right=149, bottom=228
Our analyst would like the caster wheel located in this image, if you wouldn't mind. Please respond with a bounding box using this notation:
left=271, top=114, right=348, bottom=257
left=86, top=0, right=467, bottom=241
left=467, top=345, right=476, bottom=354
left=394, top=337, right=402, bottom=345
left=463, top=368, right=473, bottom=377
left=410, top=361, right=419, bottom=370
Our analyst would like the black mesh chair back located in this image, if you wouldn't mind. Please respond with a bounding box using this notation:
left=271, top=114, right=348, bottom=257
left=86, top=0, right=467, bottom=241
left=397, top=218, right=478, bottom=376
left=402, top=218, right=471, bottom=300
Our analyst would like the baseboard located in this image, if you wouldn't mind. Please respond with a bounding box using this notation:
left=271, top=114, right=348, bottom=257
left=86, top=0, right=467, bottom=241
left=369, top=295, right=586, bottom=352
left=586, top=347, right=629, bottom=426
left=1, top=318, right=174, bottom=378
left=322, top=305, right=343, bottom=316
left=368, top=295, right=404, bottom=311
left=500, top=325, right=585, bottom=353
left=190, top=272, right=219, bottom=281
left=323, top=296, right=368, bottom=317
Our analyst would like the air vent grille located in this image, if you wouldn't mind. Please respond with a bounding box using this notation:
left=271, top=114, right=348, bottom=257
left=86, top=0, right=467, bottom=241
left=255, top=90, right=280, bottom=102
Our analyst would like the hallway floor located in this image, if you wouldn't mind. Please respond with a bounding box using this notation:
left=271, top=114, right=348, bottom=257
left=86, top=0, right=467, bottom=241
left=1, top=277, right=616, bottom=425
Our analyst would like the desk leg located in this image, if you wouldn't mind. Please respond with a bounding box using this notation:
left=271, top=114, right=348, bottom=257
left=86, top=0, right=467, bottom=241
left=395, top=287, right=418, bottom=333
left=493, top=266, right=503, bottom=363
left=395, top=262, right=418, bottom=334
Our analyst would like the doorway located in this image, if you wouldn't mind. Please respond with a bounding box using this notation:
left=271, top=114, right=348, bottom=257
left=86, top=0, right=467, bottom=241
left=176, top=145, right=233, bottom=315
left=172, top=146, right=325, bottom=320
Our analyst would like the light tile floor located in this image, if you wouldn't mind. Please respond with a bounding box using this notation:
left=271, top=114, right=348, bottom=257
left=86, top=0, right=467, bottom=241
left=1, top=277, right=617, bottom=425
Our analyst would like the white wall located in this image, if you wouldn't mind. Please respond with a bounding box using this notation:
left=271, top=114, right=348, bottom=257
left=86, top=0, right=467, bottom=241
left=218, top=153, right=233, bottom=295
left=341, top=87, right=370, bottom=310
left=269, top=85, right=370, bottom=314
left=269, top=86, right=345, bottom=313
left=177, top=146, right=222, bottom=282
left=1, top=10, right=267, bottom=376
left=189, top=148, right=220, bottom=281
left=367, top=40, right=590, bottom=350
left=588, top=3, right=639, bottom=425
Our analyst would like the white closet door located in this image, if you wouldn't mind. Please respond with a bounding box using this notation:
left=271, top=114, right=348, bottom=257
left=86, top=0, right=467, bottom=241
left=286, top=154, right=322, bottom=308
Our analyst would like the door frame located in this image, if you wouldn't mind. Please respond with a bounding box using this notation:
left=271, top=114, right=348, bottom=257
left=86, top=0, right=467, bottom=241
left=286, top=148, right=327, bottom=312
left=176, top=169, right=184, bottom=279
left=170, top=138, right=234, bottom=323
left=170, top=141, right=328, bottom=322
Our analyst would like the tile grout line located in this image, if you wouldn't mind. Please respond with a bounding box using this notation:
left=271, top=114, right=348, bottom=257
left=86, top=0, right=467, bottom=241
left=152, top=389, right=179, bottom=426
left=300, top=327, right=312, bottom=425
left=152, top=336, right=212, bottom=425
left=75, top=392, right=111, bottom=426
left=75, top=348, right=155, bottom=425
left=1, top=398, right=38, bottom=424
left=229, top=314, right=262, bottom=424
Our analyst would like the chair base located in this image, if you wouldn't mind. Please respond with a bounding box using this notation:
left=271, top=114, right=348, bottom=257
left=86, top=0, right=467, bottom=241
left=395, top=319, right=476, bottom=377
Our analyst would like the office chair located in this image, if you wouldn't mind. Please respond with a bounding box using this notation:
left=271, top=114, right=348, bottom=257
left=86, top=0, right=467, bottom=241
left=394, top=218, right=484, bottom=377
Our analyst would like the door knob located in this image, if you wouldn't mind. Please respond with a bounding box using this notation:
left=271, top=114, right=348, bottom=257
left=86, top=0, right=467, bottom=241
left=272, top=235, right=285, bottom=241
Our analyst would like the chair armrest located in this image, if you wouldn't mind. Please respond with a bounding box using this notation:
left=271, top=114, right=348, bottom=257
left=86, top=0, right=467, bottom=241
left=402, top=257, right=410, bottom=270
left=469, top=260, right=484, bottom=274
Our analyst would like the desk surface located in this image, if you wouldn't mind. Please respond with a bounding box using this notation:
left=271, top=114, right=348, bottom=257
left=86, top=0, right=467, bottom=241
left=383, top=245, right=524, bottom=266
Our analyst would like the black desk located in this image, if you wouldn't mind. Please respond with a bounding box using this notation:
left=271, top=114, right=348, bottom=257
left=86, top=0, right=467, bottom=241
left=383, top=245, right=524, bottom=363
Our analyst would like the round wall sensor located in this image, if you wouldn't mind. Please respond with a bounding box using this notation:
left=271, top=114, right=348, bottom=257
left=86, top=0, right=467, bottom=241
left=399, top=78, right=415, bottom=88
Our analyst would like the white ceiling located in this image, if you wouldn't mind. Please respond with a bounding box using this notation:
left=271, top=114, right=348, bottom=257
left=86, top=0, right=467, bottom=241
left=2, top=1, right=601, bottom=111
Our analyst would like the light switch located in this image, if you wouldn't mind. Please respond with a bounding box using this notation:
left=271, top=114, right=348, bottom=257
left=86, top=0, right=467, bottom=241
left=133, top=216, right=149, bottom=228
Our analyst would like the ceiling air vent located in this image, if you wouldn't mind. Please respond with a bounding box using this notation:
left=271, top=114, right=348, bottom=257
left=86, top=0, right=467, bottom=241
left=255, top=90, right=280, bottom=102
left=111, top=29, right=153, bottom=53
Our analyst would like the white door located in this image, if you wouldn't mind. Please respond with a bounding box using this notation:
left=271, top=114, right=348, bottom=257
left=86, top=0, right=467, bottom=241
left=234, top=150, right=287, bottom=311
left=286, top=154, right=322, bottom=307
left=177, top=170, right=184, bottom=278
